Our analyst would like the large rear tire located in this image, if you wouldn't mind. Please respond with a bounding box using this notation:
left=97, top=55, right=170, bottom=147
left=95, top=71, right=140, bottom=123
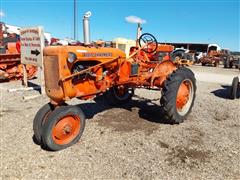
left=103, top=86, right=134, bottom=106
left=160, top=67, right=196, bottom=124
left=41, top=105, right=86, bottom=151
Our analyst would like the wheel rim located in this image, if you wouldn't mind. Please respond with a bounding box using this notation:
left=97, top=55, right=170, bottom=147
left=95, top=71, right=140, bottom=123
left=52, top=115, right=81, bottom=145
left=176, top=80, right=194, bottom=116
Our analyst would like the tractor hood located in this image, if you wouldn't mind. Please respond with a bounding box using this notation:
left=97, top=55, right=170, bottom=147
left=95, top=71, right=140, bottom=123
left=43, top=45, right=126, bottom=62
left=43, top=45, right=126, bottom=103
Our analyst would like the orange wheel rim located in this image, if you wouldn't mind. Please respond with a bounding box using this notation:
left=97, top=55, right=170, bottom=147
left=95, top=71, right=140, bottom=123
left=52, top=115, right=80, bottom=145
left=176, top=81, right=191, bottom=111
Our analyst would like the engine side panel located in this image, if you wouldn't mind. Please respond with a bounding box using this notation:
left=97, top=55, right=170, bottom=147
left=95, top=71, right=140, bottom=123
left=43, top=45, right=126, bottom=102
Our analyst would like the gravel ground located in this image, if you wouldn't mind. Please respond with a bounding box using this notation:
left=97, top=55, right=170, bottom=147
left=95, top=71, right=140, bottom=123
left=190, top=65, right=239, bottom=84
left=0, top=66, right=239, bottom=179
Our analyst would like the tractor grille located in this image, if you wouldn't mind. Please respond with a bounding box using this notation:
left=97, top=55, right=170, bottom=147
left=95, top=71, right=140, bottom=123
left=44, top=55, right=60, bottom=91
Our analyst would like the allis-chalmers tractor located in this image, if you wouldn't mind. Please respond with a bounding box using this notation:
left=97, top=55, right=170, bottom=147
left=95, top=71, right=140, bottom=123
left=33, top=14, right=196, bottom=151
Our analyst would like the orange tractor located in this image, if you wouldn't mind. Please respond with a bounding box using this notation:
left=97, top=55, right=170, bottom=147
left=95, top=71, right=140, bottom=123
left=33, top=15, right=196, bottom=151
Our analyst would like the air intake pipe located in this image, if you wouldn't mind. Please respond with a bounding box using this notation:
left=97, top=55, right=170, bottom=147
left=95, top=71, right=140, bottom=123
left=83, top=11, right=92, bottom=45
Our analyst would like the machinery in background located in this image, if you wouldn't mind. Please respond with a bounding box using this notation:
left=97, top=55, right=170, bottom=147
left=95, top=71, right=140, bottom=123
left=112, top=38, right=136, bottom=57
left=199, top=45, right=239, bottom=68
left=0, top=22, right=37, bottom=81
left=170, top=48, right=195, bottom=66
left=223, top=50, right=240, bottom=69
left=199, top=44, right=222, bottom=67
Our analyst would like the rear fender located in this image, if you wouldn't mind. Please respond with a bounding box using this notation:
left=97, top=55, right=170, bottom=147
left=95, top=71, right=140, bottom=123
left=151, top=60, right=177, bottom=87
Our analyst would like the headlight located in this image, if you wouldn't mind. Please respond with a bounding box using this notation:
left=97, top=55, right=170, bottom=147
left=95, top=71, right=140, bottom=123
left=67, top=52, right=77, bottom=63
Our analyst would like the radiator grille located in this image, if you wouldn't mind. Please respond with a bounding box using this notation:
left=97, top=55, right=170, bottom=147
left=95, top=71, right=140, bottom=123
left=44, top=56, right=60, bottom=91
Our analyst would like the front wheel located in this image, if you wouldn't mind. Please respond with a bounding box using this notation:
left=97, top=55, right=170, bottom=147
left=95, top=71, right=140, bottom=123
left=41, top=105, right=86, bottom=151
left=33, top=103, right=54, bottom=143
left=160, top=67, right=196, bottom=124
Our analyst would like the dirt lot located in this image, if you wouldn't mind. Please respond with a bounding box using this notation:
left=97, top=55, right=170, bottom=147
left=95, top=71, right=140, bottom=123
left=0, top=65, right=239, bottom=179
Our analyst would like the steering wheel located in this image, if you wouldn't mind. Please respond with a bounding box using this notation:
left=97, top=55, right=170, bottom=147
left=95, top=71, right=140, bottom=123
left=139, top=33, right=158, bottom=53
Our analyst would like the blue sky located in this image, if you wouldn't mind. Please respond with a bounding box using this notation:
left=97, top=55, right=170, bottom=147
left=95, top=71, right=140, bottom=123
left=1, top=0, right=239, bottom=50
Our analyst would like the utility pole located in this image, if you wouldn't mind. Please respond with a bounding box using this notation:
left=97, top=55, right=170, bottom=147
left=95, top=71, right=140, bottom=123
left=74, top=0, right=77, bottom=40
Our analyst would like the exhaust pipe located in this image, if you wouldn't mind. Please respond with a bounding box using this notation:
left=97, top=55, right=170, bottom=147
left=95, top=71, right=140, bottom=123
left=83, top=11, right=92, bottom=45
left=136, top=23, right=142, bottom=47
left=136, top=23, right=142, bottom=40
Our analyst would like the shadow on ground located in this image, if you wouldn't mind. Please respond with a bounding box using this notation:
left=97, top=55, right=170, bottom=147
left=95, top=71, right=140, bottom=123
left=211, top=85, right=231, bottom=99
left=27, top=81, right=42, bottom=93
left=77, top=95, right=168, bottom=124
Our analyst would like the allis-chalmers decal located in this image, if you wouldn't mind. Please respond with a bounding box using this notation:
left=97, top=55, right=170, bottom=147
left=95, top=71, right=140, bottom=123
left=82, top=52, right=112, bottom=57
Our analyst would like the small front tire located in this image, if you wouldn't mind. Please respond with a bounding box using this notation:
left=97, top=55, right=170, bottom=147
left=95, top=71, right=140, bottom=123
left=41, top=105, right=86, bottom=151
left=33, top=103, right=54, bottom=143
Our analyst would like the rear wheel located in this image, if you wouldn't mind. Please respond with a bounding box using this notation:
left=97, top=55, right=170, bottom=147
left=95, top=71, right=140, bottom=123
left=103, top=86, right=134, bottom=106
left=41, top=105, right=85, bottom=151
left=160, top=67, right=196, bottom=124
left=230, top=77, right=239, bottom=99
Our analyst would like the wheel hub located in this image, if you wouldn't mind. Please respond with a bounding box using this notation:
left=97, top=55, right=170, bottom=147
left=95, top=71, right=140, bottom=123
left=176, top=81, right=191, bottom=110
left=63, top=125, right=72, bottom=134
left=52, top=115, right=81, bottom=145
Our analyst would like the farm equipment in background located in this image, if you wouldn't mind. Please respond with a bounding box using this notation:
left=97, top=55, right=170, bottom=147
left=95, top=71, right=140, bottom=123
left=200, top=52, right=221, bottom=67
left=170, top=48, right=196, bottom=66
left=223, top=50, right=240, bottom=69
left=199, top=44, right=221, bottom=67
left=199, top=45, right=238, bottom=67
left=33, top=13, right=196, bottom=151
left=0, top=22, right=37, bottom=81
left=112, top=38, right=136, bottom=57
